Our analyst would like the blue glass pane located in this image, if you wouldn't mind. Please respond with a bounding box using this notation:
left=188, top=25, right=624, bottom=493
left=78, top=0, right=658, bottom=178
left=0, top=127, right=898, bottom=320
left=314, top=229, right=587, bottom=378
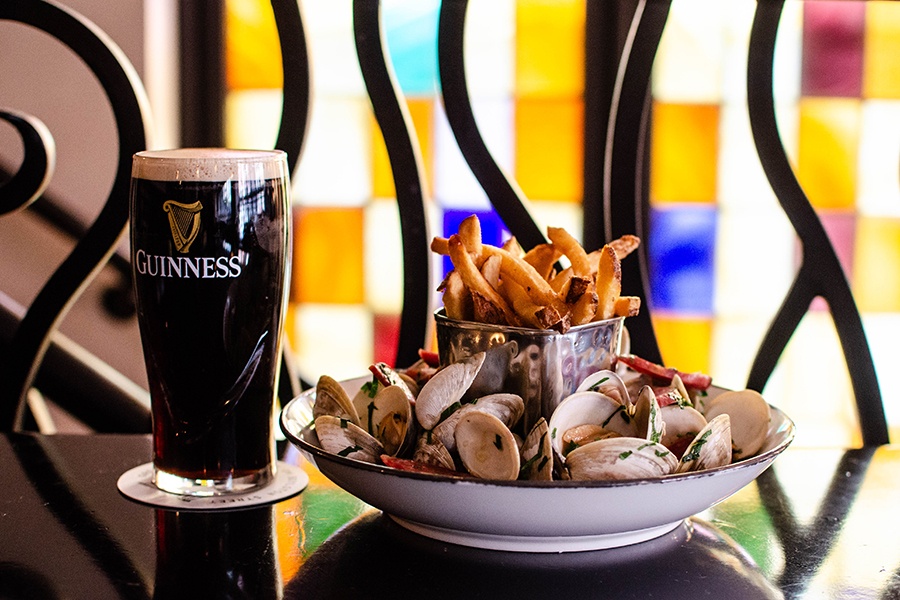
left=442, top=209, right=507, bottom=277
left=383, top=0, right=439, bottom=96
left=648, top=206, right=717, bottom=314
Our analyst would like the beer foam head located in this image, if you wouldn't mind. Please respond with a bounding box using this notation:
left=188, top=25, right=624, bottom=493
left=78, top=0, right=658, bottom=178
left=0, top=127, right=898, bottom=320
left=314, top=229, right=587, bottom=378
left=133, top=148, right=287, bottom=181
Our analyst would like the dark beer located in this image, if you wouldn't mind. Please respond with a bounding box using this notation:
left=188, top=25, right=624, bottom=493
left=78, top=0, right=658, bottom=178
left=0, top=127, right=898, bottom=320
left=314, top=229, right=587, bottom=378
left=130, top=149, right=290, bottom=495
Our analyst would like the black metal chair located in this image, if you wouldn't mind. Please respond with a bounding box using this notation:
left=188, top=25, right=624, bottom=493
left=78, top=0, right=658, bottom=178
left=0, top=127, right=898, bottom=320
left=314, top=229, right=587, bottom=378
left=352, top=0, right=889, bottom=446
left=0, top=0, right=311, bottom=433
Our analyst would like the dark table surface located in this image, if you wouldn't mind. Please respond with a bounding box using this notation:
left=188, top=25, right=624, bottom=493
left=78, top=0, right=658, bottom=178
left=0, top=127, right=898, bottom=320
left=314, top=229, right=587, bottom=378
left=1, top=432, right=897, bottom=599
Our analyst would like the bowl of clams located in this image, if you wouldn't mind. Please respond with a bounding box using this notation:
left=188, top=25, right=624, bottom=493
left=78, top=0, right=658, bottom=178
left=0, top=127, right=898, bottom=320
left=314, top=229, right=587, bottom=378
left=280, top=219, right=795, bottom=552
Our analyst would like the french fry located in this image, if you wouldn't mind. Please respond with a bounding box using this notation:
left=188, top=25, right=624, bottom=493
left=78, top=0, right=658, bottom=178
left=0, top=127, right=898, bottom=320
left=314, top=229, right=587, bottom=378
left=594, top=244, right=622, bottom=321
left=613, top=295, right=641, bottom=317
left=438, top=270, right=473, bottom=320
left=523, top=243, right=562, bottom=280
left=448, top=235, right=521, bottom=326
left=458, top=214, right=483, bottom=256
left=608, top=234, right=641, bottom=260
left=431, top=236, right=450, bottom=256
left=432, top=214, right=641, bottom=330
left=547, top=227, right=591, bottom=278
left=502, top=236, right=525, bottom=258
left=481, top=254, right=502, bottom=291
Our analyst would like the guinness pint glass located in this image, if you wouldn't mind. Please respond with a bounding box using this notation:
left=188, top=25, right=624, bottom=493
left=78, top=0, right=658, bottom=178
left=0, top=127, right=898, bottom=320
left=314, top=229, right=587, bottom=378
left=130, top=149, right=291, bottom=496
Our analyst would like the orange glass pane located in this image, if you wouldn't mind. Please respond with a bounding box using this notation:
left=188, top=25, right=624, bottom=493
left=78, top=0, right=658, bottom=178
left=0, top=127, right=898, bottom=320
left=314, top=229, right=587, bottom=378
left=853, top=217, right=900, bottom=312
left=797, top=98, right=860, bottom=210
left=371, top=99, right=433, bottom=198
left=225, top=0, right=283, bottom=90
left=650, top=103, right=719, bottom=203
left=863, top=3, right=900, bottom=99
left=651, top=316, right=712, bottom=375
left=293, top=207, right=364, bottom=303
left=516, top=0, right=585, bottom=98
left=514, top=97, right=583, bottom=201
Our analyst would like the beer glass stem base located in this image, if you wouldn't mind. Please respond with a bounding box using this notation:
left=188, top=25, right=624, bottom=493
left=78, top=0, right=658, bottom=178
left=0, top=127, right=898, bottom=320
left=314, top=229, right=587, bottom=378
left=153, top=464, right=275, bottom=497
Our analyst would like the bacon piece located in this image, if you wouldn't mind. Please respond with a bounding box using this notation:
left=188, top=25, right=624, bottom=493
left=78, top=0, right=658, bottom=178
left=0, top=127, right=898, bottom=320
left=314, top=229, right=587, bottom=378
left=618, top=354, right=712, bottom=391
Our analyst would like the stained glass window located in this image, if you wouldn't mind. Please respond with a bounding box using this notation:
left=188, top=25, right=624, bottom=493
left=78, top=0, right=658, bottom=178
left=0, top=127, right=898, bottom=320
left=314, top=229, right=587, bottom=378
left=223, top=0, right=900, bottom=447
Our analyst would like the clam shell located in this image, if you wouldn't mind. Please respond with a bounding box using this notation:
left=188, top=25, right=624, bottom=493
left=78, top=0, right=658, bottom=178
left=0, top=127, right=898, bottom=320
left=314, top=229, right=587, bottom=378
left=455, top=411, right=520, bottom=480
left=632, top=385, right=664, bottom=443
left=676, top=413, right=732, bottom=473
left=364, top=385, right=416, bottom=456
left=520, top=418, right=553, bottom=481
left=315, top=415, right=384, bottom=464
left=659, top=404, right=708, bottom=456
left=548, top=391, right=638, bottom=458
left=565, top=437, right=677, bottom=481
left=415, top=352, right=486, bottom=430
left=576, top=369, right=631, bottom=410
left=703, top=389, right=770, bottom=460
left=413, top=433, right=456, bottom=471
left=314, top=375, right=360, bottom=425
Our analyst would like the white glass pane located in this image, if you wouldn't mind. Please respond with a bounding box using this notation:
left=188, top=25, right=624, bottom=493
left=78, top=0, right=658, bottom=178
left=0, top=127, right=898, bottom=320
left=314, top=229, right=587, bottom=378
left=364, top=198, right=404, bottom=313
left=302, top=0, right=367, bottom=96
left=465, top=0, right=515, bottom=98
left=290, top=303, right=373, bottom=381
left=714, top=206, right=795, bottom=318
left=224, top=89, right=282, bottom=150
left=294, top=96, right=371, bottom=206
left=857, top=100, right=900, bottom=217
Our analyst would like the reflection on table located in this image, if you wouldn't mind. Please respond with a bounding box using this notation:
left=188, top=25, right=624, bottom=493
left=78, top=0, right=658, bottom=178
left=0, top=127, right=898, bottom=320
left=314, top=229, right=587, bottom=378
left=1, top=434, right=899, bottom=599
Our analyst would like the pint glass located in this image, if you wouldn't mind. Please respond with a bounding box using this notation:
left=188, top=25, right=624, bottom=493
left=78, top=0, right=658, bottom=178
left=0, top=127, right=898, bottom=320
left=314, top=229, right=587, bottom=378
left=130, top=149, right=291, bottom=496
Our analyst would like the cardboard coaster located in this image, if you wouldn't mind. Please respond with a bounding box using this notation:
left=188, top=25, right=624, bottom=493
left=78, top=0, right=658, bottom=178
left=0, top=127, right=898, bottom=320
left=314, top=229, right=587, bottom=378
left=117, top=461, right=308, bottom=511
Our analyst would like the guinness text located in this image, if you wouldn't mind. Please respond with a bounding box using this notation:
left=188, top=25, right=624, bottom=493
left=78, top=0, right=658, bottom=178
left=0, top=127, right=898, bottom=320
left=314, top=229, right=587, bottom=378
left=135, top=249, right=243, bottom=278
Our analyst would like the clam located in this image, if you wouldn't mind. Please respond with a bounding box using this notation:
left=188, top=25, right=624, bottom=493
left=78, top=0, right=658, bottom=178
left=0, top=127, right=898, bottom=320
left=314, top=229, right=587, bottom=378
left=547, top=390, right=637, bottom=458
left=415, top=352, right=486, bottom=430
left=659, top=404, right=708, bottom=458
left=576, top=369, right=632, bottom=411
left=413, top=433, right=456, bottom=471
left=632, top=385, right=664, bottom=443
left=361, top=385, right=416, bottom=456
left=465, top=341, right=517, bottom=401
left=566, top=437, right=677, bottom=480
left=314, top=375, right=360, bottom=424
left=520, top=418, right=553, bottom=480
left=675, top=413, right=732, bottom=473
left=314, top=415, right=384, bottom=464
left=455, top=411, right=520, bottom=480
left=703, top=389, right=770, bottom=460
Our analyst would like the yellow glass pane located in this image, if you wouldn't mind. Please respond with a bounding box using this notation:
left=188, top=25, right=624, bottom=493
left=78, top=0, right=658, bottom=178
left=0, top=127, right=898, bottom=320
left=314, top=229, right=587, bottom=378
left=514, top=98, right=583, bottom=201
left=650, top=103, right=719, bottom=203
left=371, top=100, right=433, bottom=198
left=225, top=0, right=283, bottom=90
left=797, top=98, right=860, bottom=210
left=651, top=316, right=712, bottom=375
left=853, top=217, right=900, bottom=312
left=863, top=3, right=900, bottom=99
left=516, top=0, right=585, bottom=98
left=293, top=208, right=364, bottom=304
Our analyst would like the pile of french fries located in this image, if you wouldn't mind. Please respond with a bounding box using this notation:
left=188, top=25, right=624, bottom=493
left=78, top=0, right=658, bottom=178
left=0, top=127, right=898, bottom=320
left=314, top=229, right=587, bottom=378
left=431, top=215, right=641, bottom=332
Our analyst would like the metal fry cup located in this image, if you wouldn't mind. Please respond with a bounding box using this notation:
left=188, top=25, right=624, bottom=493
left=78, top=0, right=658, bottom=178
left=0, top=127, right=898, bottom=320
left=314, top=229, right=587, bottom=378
left=434, top=310, right=625, bottom=432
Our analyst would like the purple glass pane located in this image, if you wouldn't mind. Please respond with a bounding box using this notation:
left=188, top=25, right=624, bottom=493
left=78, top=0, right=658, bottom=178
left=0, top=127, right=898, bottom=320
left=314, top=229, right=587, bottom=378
left=649, top=206, right=717, bottom=315
left=802, top=2, right=865, bottom=97
left=811, top=210, right=856, bottom=312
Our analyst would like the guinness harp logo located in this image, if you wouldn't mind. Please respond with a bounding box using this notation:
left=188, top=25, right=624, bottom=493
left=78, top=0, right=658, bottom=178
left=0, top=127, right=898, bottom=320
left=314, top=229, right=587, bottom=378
left=162, top=200, right=203, bottom=253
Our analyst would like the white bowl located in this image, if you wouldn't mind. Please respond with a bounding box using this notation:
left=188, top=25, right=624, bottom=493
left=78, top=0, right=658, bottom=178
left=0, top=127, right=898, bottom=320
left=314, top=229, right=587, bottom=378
left=281, top=377, right=795, bottom=553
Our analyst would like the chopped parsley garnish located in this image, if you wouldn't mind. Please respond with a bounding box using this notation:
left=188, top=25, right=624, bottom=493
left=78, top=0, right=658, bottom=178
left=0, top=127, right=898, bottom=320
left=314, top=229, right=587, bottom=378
left=680, top=429, right=713, bottom=463
left=618, top=450, right=633, bottom=460
left=439, top=402, right=462, bottom=423
left=361, top=379, right=379, bottom=398
left=602, top=406, right=627, bottom=428
left=367, top=402, right=376, bottom=433
left=493, top=434, right=503, bottom=450
left=339, top=418, right=349, bottom=429
left=588, top=377, right=610, bottom=392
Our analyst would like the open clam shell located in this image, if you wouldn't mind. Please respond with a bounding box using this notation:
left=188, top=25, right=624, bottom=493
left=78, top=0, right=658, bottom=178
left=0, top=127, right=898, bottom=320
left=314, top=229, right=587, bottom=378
left=632, top=385, right=664, bottom=443
left=314, top=375, right=361, bottom=425
left=455, top=411, right=520, bottom=481
left=576, top=369, right=632, bottom=411
left=314, top=415, right=384, bottom=464
left=565, top=437, right=677, bottom=481
left=675, top=413, right=732, bottom=474
left=548, top=391, right=637, bottom=458
left=520, top=418, right=553, bottom=481
left=363, top=385, right=416, bottom=456
left=703, top=389, right=771, bottom=460
left=416, top=352, right=486, bottom=430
